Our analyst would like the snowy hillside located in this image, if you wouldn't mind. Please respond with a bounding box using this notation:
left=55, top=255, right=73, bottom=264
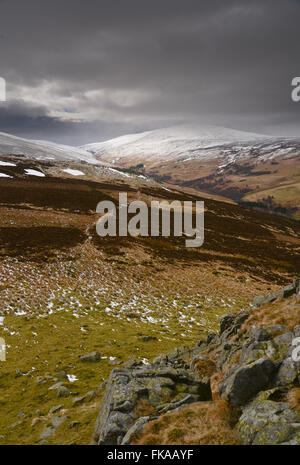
left=81, top=124, right=273, bottom=163
left=0, top=131, right=97, bottom=164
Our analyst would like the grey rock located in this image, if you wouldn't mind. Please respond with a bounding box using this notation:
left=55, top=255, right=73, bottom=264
left=79, top=351, right=101, bottom=362
left=275, top=357, right=299, bottom=386
left=121, top=416, right=150, bottom=445
left=51, top=415, right=67, bottom=428
left=48, top=382, right=63, bottom=391
left=138, top=335, right=157, bottom=342
left=206, top=332, right=218, bottom=344
left=72, top=396, right=86, bottom=407
left=92, top=364, right=211, bottom=445
left=239, top=340, right=277, bottom=365
left=40, top=426, right=55, bottom=439
left=57, top=386, right=70, bottom=398
left=157, top=394, right=200, bottom=414
left=238, top=390, right=300, bottom=445
left=273, top=332, right=294, bottom=359
left=219, top=314, right=235, bottom=335
left=53, top=370, right=68, bottom=380
left=219, top=358, right=276, bottom=405
left=8, top=420, right=23, bottom=429
left=49, top=405, right=63, bottom=414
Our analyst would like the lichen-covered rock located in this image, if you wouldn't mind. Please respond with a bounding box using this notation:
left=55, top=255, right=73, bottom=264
left=219, top=358, right=276, bottom=405
left=275, top=357, right=300, bottom=386
left=252, top=279, right=299, bottom=308
left=238, top=390, right=300, bottom=445
left=239, top=340, right=277, bottom=365
left=92, top=364, right=211, bottom=444
left=121, top=416, right=152, bottom=445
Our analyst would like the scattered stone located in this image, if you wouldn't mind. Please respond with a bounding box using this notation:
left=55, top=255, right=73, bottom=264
left=72, top=396, right=86, bottom=407
left=49, top=382, right=70, bottom=398
left=53, top=370, right=68, bottom=380
left=79, top=351, right=101, bottom=362
left=49, top=405, right=63, bottom=415
left=138, top=335, right=158, bottom=342
left=51, top=416, right=67, bottom=429
left=109, top=359, right=122, bottom=366
left=40, top=426, right=55, bottom=439
left=85, top=390, right=97, bottom=400
left=8, top=420, right=23, bottom=429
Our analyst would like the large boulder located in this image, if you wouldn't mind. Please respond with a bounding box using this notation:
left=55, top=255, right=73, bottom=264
left=219, top=358, right=277, bottom=406
left=238, top=390, right=300, bottom=445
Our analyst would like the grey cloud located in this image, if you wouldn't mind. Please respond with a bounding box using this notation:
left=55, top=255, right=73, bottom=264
left=0, top=0, right=300, bottom=143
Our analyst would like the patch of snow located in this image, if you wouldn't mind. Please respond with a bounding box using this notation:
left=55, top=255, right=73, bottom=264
left=63, top=169, right=85, bottom=176
left=24, top=169, right=45, bottom=177
left=0, top=161, right=16, bottom=166
left=0, top=172, right=12, bottom=178
left=14, top=310, right=27, bottom=316
left=107, top=167, right=132, bottom=178
left=67, top=374, right=78, bottom=383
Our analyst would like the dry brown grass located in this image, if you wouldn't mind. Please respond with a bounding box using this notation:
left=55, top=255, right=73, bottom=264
left=241, top=295, right=300, bottom=332
left=132, top=399, right=157, bottom=419
left=190, top=357, right=216, bottom=378
left=210, top=372, right=225, bottom=400
left=285, top=388, right=300, bottom=414
left=132, top=399, right=238, bottom=445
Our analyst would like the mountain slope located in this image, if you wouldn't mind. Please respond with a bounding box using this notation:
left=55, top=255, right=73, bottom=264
left=81, top=124, right=271, bottom=162
left=81, top=124, right=300, bottom=219
left=0, top=131, right=97, bottom=164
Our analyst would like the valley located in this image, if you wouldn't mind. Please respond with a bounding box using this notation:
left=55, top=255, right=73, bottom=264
left=0, top=153, right=299, bottom=444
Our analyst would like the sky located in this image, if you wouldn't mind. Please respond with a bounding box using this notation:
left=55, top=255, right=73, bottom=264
left=0, top=0, right=300, bottom=145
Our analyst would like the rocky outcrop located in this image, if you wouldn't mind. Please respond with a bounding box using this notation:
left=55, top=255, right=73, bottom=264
left=238, top=389, right=300, bottom=445
left=92, top=365, right=211, bottom=444
left=92, top=278, right=300, bottom=445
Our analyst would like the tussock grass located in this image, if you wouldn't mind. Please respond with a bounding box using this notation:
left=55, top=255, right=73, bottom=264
left=241, top=295, right=300, bottom=332
left=285, top=388, right=300, bottom=413
left=132, top=399, right=238, bottom=445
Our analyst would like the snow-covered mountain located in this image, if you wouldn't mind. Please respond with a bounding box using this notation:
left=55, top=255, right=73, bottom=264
left=0, top=131, right=97, bottom=164
left=81, top=124, right=300, bottom=219
left=81, top=124, right=274, bottom=163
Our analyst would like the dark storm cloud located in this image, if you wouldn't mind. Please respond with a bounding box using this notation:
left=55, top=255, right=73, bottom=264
left=0, top=0, right=300, bottom=143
